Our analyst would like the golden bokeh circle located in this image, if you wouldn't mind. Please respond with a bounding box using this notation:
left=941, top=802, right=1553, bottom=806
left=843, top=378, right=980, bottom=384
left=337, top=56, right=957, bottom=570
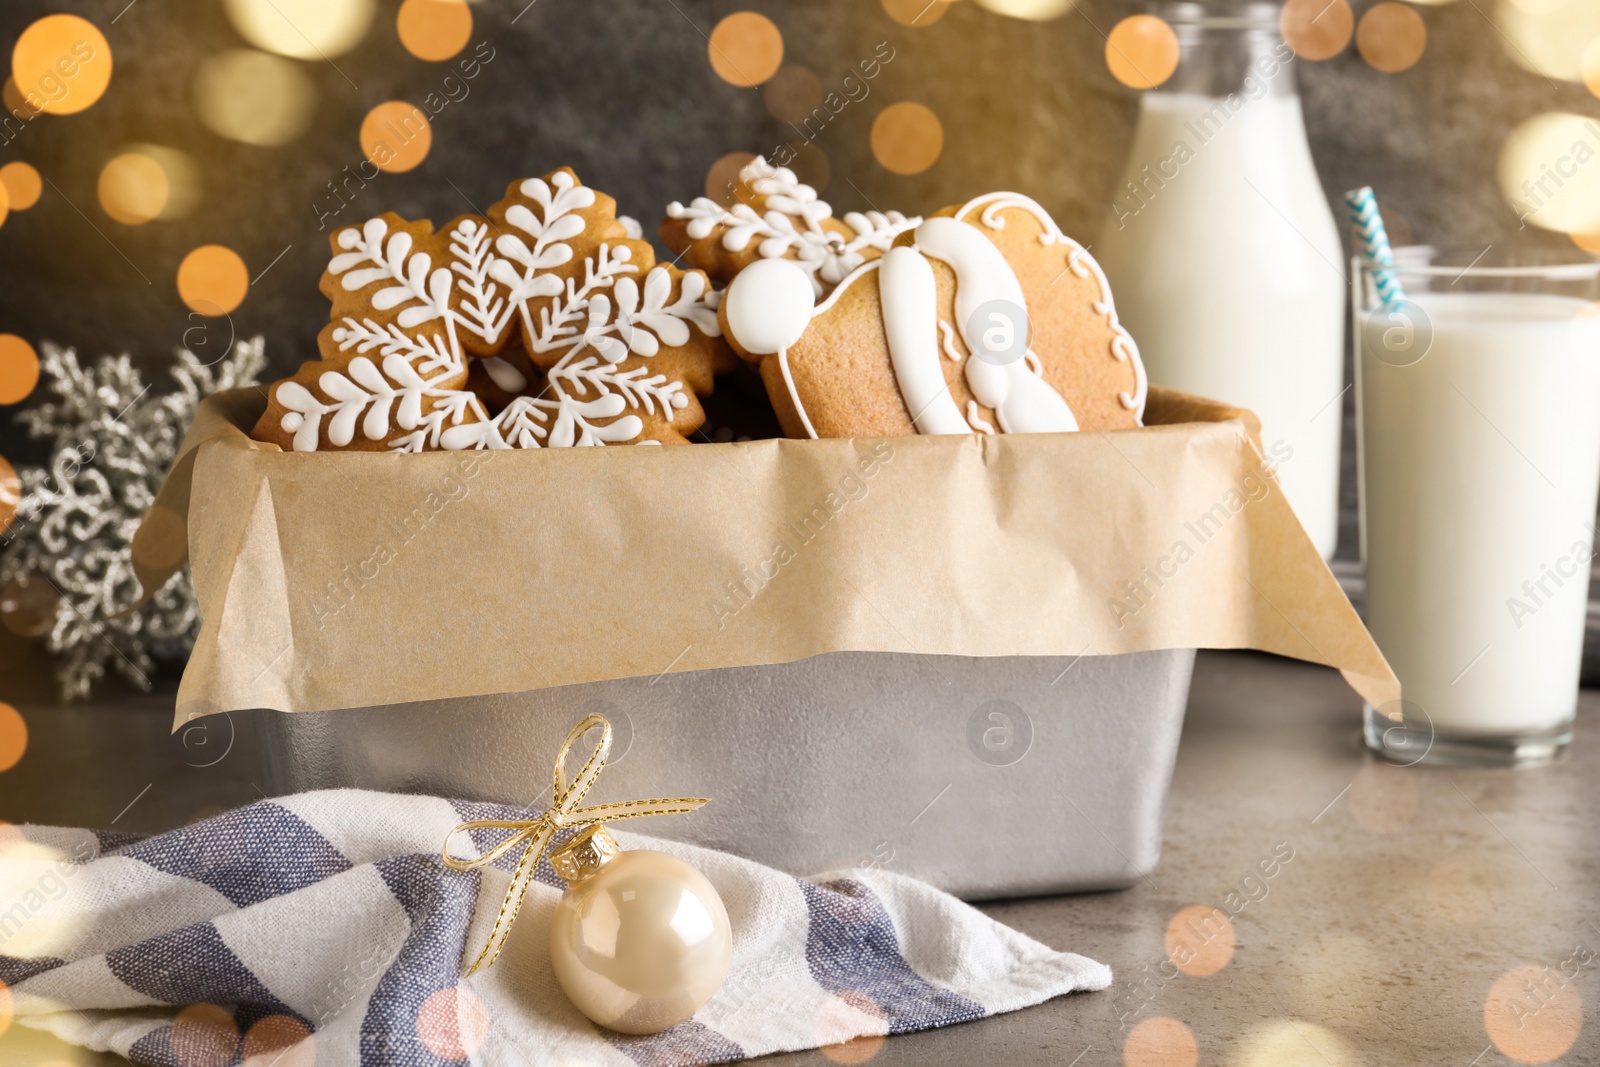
left=242, top=1014, right=314, bottom=1066
left=1, top=576, right=59, bottom=639
left=0, top=455, right=17, bottom=534
left=764, top=65, right=823, bottom=124
left=0, top=163, right=42, bottom=211
left=11, top=15, right=113, bottom=116
left=1357, top=2, right=1427, bottom=73
left=705, top=151, right=757, bottom=207
left=361, top=101, right=434, bottom=174
left=178, top=246, right=250, bottom=317
left=1347, top=760, right=1418, bottom=832
left=883, top=0, right=950, bottom=28
left=815, top=991, right=887, bottom=1064
left=171, top=1003, right=239, bottom=1067
left=787, top=141, right=831, bottom=193
left=224, top=0, right=375, bottom=60
left=1573, top=232, right=1600, bottom=254
left=415, top=986, right=490, bottom=1059
left=0, top=702, right=27, bottom=773
left=1124, top=1016, right=1198, bottom=1067
left=1107, top=15, right=1181, bottom=89
left=1164, top=904, right=1235, bottom=976
left=397, top=0, right=474, bottom=62
left=871, top=101, right=945, bottom=175
left=0, top=334, right=40, bottom=405
left=972, top=0, right=1078, bottom=21
left=1501, top=112, right=1600, bottom=235
left=1280, top=0, right=1354, bottom=60
left=1484, top=964, right=1582, bottom=1063
left=0, top=181, right=8, bottom=230
left=98, top=151, right=169, bottom=226
left=1233, top=1019, right=1356, bottom=1066
left=195, top=49, right=317, bottom=147
left=0, top=978, right=10, bottom=1040
left=708, top=12, right=785, bottom=88
left=1584, top=36, right=1600, bottom=98
left=1497, top=0, right=1600, bottom=82
left=132, top=505, right=189, bottom=571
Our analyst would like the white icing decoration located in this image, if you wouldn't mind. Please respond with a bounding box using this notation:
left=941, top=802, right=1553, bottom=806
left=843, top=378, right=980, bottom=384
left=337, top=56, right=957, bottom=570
left=666, top=156, right=919, bottom=298
left=958, top=192, right=1147, bottom=422
left=777, top=350, right=818, bottom=440
left=939, top=320, right=964, bottom=362
left=966, top=401, right=996, bottom=435
left=879, top=247, right=972, bottom=436
left=723, top=259, right=815, bottom=355
left=281, top=171, right=720, bottom=452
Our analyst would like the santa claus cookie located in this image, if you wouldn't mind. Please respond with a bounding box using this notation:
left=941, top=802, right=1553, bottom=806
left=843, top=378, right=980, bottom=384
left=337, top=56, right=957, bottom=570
left=253, top=168, right=725, bottom=451
left=662, top=156, right=919, bottom=299
left=718, top=192, right=1147, bottom=440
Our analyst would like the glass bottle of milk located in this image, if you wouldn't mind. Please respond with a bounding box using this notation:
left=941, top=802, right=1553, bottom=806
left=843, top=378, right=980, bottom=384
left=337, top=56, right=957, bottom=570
left=1097, top=1, right=1344, bottom=559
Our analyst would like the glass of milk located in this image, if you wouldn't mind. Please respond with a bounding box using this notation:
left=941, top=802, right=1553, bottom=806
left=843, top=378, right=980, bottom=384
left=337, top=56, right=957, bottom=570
left=1356, top=247, right=1600, bottom=766
left=1097, top=0, right=1345, bottom=559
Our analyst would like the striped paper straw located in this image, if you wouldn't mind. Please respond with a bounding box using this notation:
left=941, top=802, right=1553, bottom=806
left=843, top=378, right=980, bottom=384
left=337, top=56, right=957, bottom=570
left=1345, top=186, right=1407, bottom=306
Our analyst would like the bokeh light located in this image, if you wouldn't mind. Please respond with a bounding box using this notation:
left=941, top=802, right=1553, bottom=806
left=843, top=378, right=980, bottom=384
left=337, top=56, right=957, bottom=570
left=178, top=246, right=250, bottom=317
left=0, top=334, right=40, bottom=404
left=11, top=14, right=113, bottom=116
left=871, top=101, right=944, bottom=175
left=0, top=181, right=8, bottom=230
left=415, top=987, right=490, bottom=1059
left=0, top=455, right=17, bottom=533
left=171, top=1003, right=239, bottom=1067
left=814, top=991, right=887, bottom=1064
left=398, top=0, right=473, bottom=61
left=195, top=49, right=316, bottom=147
left=0, top=163, right=42, bottom=211
left=361, top=101, right=433, bottom=173
left=708, top=12, right=784, bottom=87
left=1573, top=231, right=1600, bottom=254
left=1164, top=904, right=1234, bottom=976
left=1281, top=0, right=1354, bottom=60
left=0, top=978, right=10, bottom=1041
left=1233, top=1019, right=1356, bottom=1067
left=786, top=141, right=831, bottom=192
left=98, top=151, right=168, bottom=225
left=972, top=0, right=1077, bottom=21
left=1357, top=2, right=1428, bottom=73
left=2, top=78, right=41, bottom=120
left=0, top=702, right=27, bottom=773
left=1484, top=965, right=1582, bottom=1063
left=1347, top=760, right=1418, bottom=831
left=1106, top=15, right=1181, bottom=89
left=1496, top=0, right=1600, bottom=82
left=1582, top=34, right=1600, bottom=96
left=223, top=0, right=375, bottom=60
left=1499, top=112, right=1600, bottom=236
left=705, top=151, right=757, bottom=206
left=1, top=576, right=60, bottom=639
left=883, top=0, right=950, bottom=28
left=764, top=65, right=823, bottom=124
left=1123, top=1016, right=1197, bottom=1067
left=242, top=1014, right=314, bottom=1067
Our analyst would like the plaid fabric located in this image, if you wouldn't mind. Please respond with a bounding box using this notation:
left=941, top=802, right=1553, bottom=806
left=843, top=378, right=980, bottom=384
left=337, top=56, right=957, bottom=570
left=2, top=789, right=1110, bottom=1065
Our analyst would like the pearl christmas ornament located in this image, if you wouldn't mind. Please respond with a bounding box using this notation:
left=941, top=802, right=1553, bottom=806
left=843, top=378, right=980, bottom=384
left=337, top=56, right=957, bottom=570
left=547, top=824, right=732, bottom=1034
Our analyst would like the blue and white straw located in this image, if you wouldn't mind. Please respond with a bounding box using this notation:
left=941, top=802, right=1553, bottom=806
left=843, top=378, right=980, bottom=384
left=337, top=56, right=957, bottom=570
left=1345, top=186, right=1407, bottom=306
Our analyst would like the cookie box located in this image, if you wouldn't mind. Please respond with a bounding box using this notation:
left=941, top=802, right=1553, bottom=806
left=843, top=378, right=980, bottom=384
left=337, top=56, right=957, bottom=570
left=139, top=386, right=1394, bottom=899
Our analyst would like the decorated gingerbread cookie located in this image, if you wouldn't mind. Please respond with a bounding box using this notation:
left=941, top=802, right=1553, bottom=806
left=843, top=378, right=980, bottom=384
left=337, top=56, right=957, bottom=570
left=718, top=192, right=1147, bottom=440
left=663, top=156, right=919, bottom=299
left=252, top=169, right=726, bottom=451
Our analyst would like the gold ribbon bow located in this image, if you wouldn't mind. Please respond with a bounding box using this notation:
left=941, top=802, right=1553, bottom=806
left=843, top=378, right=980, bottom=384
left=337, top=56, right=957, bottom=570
left=441, top=713, right=709, bottom=975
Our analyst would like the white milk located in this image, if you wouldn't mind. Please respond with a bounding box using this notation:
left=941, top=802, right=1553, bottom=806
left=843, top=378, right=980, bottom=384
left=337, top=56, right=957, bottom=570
left=1361, top=292, right=1600, bottom=733
left=1098, top=92, right=1345, bottom=558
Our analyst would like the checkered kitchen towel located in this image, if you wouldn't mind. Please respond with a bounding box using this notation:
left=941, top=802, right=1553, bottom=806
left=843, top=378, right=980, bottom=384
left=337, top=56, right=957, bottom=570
left=2, top=789, right=1110, bottom=1066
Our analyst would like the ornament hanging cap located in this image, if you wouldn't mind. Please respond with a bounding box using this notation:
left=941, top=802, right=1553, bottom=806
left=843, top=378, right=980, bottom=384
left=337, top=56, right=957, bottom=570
left=441, top=713, right=709, bottom=975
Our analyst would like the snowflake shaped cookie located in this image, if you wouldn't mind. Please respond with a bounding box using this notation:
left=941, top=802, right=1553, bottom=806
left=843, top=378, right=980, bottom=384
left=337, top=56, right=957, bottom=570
left=253, top=169, right=726, bottom=452
left=663, top=156, right=919, bottom=299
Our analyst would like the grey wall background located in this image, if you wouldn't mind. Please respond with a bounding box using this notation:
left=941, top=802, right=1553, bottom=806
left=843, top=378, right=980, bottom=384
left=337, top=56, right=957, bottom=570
left=0, top=0, right=1592, bottom=547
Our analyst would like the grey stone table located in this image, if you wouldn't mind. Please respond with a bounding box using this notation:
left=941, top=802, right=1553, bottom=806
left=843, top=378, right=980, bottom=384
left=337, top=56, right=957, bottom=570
left=2, top=651, right=1596, bottom=1066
